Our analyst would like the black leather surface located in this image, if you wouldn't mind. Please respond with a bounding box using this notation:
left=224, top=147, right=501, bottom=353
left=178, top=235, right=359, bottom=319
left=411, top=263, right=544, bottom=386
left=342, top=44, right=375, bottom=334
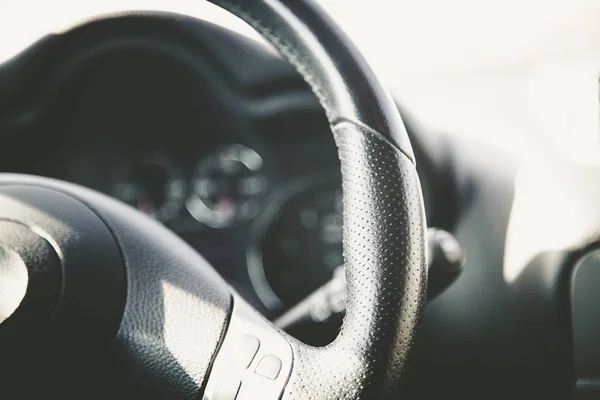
left=281, top=124, right=427, bottom=399
left=204, top=1, right=428, bottom=398
left=0, top=0, right=428, bottom=397
left=209, top=0, right=415, bottom=164
left=0, top=182, right=128, bottom=398
left=0, top=184, right=126, bottom=342
left=0, top=175, right=232, bottom=399
left=94, top=188, right=232, bottom=397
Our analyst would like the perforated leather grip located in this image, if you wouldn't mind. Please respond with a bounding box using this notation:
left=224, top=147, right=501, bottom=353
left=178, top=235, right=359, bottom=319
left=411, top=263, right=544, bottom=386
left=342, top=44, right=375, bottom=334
left=207, top=1, right=428, bottom=398
left=278, top=124, right=426, bottom=399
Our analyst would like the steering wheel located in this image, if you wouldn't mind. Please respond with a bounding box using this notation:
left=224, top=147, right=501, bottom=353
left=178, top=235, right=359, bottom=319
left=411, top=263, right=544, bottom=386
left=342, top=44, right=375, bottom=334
left=0, top=1, right=427, bottom=399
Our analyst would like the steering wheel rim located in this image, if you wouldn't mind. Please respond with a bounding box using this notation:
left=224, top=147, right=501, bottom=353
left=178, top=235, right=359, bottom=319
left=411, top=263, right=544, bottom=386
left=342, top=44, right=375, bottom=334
left=0, top=1, right=427, bottom=399
left=206, top=1, right=427, bottom=397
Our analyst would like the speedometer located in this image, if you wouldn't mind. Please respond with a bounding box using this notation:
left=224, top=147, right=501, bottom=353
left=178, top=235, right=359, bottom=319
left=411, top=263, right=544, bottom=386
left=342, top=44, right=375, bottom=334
left=254, top=182, right=343, bottom=310
left=187, top=144, right=269, bottom=228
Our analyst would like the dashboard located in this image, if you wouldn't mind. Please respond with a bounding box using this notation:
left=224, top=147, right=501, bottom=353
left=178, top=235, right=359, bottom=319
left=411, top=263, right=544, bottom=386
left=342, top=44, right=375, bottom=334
left=0, top=14, right=445, bottom=319
left=0, top=12, right=575, bottom=400
left=53, top=62, right=347, bottom=317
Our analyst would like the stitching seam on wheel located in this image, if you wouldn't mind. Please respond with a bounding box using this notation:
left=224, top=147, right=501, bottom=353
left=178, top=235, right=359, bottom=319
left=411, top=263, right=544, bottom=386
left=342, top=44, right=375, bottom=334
left=214, top=0, right=334, bottom=121
left=333, top=119, right=416, bottom=166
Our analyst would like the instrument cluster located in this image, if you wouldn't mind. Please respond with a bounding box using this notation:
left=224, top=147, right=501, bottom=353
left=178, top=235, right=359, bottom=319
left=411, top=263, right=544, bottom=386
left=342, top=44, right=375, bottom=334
left=107, top=144, right=269, bottom=231
left=75, top=139, right=348, bottom=316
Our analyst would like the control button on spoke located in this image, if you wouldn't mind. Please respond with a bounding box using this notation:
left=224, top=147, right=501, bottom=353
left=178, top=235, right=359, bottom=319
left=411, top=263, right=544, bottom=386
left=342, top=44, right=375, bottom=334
left=254, top=355, right=282, bottom=380
left=213, top=377, right=242, bottom=400
left=236, top=334, right=260, bottom=369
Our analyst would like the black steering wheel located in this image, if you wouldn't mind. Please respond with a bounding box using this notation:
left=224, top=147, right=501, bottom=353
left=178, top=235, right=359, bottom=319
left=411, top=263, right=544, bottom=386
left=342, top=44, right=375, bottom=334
left=0, top=1, right=427, bottom=399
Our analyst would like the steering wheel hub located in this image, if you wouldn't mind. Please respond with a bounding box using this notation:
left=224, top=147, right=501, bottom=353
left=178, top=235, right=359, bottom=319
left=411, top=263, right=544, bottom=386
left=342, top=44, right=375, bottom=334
left=0, top=219, right=64, bottom=327
left=0, top=243, right=29, bottom=324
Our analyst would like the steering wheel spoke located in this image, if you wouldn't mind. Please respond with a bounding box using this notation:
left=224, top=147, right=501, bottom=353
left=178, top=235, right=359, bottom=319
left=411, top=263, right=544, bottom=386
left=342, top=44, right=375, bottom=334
left=204, top=295, right=293, bottom=400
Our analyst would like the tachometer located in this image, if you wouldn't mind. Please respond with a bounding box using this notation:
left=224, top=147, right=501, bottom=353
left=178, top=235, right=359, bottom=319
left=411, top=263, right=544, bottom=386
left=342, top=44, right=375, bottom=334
left=187, top=144, right=268, bottom=228
left=109, top=154, right=186, bottom=222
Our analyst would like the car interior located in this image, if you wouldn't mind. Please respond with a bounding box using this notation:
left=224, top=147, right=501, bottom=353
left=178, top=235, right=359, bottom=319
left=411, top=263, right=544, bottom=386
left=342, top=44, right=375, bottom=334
left=0, top=1, right=596, bottom=399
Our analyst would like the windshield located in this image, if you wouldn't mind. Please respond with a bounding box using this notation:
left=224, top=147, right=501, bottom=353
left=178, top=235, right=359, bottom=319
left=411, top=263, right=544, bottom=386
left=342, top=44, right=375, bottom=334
left=2, top=0, right=599, bottom=155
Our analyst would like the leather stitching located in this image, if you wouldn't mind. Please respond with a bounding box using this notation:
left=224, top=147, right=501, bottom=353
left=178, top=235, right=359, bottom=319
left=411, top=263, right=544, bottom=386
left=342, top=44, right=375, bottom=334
left=333, top=118, right=416, bottom=164
left=210, top=0, right=335, bottom=122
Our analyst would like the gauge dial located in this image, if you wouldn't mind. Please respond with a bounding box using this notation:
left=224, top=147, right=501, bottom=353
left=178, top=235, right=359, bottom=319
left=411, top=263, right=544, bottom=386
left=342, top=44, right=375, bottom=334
left=258, top=184, right=343, bottom=309
left=187, top=144, right=268, bottom=228
left=109, top=154, right=186, bottom=222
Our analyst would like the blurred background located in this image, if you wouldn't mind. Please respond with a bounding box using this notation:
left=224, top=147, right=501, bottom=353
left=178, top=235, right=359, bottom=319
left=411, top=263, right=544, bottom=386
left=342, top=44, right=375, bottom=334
left=2, top=0, right=600, bottom=159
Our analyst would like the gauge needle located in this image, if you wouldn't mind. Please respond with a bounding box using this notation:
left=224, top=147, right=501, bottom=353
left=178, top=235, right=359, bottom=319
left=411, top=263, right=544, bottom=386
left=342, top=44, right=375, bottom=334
left=138, top=194, right=155, bottom=217
left=217, top=195, right=235, bottom=220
